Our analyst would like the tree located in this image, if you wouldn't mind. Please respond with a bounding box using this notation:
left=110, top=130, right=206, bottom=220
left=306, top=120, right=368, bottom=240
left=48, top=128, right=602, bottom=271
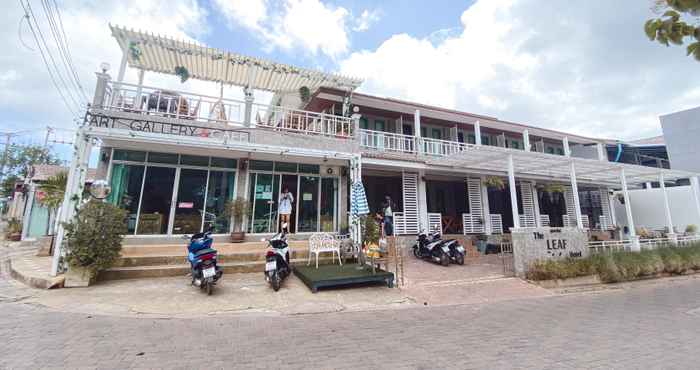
left=0, top=144, right=61, bottom=197
left=37, top=171, right=67, bottom=212
left=645, top=0, right=700, bottom=61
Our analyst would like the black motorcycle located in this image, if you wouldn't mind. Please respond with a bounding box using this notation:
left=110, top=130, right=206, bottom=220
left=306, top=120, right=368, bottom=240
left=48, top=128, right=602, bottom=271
left=263, top=224, right=291, bottom=292
left=412, top=230, right=451, bottom=266
left=184, top=227, right=223, bottom=295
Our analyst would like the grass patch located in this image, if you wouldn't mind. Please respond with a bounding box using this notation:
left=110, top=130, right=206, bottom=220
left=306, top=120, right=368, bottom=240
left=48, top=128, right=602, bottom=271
left=526, top=242, right=700, bottom=283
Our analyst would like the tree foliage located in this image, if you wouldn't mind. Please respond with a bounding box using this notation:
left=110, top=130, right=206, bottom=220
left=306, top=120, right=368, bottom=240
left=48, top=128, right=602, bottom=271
left=63, top=199, right=127, bottom=276
left=645, top=0, right=700, bottom=61
left=1, top=144, right=61, bottom=197
left=38, top=171, right=67, bottom=212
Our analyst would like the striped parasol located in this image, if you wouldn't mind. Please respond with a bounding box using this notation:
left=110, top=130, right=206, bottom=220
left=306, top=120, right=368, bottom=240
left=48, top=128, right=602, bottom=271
left=350, top=181, right=370, bottom=217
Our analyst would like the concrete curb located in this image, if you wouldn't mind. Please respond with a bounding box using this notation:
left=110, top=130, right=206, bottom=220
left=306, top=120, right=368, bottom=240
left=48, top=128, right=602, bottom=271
left=9, top=258, right=64, bottom=289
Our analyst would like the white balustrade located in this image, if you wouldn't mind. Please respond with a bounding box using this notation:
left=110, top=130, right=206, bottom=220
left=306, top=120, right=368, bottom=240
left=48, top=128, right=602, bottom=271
left=428, top=213, right=442, bottom=233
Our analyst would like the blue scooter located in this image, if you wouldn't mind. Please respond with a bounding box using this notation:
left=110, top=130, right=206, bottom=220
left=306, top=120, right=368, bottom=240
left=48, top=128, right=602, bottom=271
left=184, top=226, right=223, bottom=295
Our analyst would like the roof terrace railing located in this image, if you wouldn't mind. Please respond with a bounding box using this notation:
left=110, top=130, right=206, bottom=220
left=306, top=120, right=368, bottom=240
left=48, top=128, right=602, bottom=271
left=101, top=81, right=354, bottom=138
left=359, top=129, right=470, bottom=157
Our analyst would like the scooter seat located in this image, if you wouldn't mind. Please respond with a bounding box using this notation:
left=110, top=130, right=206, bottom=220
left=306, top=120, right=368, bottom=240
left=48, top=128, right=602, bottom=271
left=194, top=248, right=216, bottom=257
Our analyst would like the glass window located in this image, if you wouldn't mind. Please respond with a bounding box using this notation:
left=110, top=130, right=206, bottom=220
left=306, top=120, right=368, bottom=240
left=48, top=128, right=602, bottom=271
left=137, top=166, right=176, bottom=234
left=274, top=162, right=298, bottom=173
left=173, top=169, right=208, bottom=234
left=250, top=160, right=274, bottom=171
left=420, top=127, right=427, bottom=137
left=374, top=119, right=385, bottom=132
left=457, top=132, right=465, bottom=143
left=299, top=164, right=320, bottom=174
left=360, top=117, right=368, bottom=130
left=320, top=178, right=337, bottom=232
left=298, top=176, right=319, bottom=232
left=547, top=147, right=555, bottom=154
left=210, top=157, right=237, bottom=168
left=556, top=148, right=565, bottom=155
left=113, top=150, right=146, bottom=162
left=206, top=171, right=236, bottom=232
left=108, top=164, right=145, bottom=234
left=467, top=134, right=476, bottom=144
left=431, top=129, right=442, bottom=140
left=180, top=155, right=209, bottom=166
left=249, top=173, right=275, bottom=233
left=510, top=141, right=520, bottom=149
left=148, top=152, right=179, bottom=164
left=482, top=136, right=490, bottom=145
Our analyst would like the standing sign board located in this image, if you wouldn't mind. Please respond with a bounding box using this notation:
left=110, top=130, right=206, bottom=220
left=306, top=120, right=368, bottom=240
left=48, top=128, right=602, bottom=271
left=510, top=227, right=589, bottom=277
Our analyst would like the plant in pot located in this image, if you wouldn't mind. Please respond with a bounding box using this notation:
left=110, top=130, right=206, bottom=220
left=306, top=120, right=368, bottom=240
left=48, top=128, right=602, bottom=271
left=5, top=218, right=22, bottom=241
left=62, top=199, right=127, bottom=287
left=362, top=215, right=381, bottom=258
left=226, top=197, right=250, bottom=243
left=484, top=176, right=505, bottom=190
left=686, top=224, right=698, bottom=235
left=37, top=171, right=67, bottom=254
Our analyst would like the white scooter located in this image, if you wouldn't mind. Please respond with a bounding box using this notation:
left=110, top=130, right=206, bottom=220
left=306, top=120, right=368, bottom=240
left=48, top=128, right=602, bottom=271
left=263, top=223, right=291, bottom=291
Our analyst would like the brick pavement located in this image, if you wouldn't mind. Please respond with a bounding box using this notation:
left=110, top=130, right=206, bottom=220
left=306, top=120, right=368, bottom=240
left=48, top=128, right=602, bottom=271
left=2, top=266, right=700, bottom=369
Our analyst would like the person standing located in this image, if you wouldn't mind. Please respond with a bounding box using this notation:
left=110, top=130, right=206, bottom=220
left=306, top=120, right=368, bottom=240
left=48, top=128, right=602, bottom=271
left=381, top=195, right=394, bottom=236
left=278, top=186, right=294, bottom=233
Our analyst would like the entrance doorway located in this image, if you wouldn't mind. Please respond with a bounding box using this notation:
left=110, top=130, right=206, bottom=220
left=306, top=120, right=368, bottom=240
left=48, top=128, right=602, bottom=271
left=425, top=180, right=467, bottom=234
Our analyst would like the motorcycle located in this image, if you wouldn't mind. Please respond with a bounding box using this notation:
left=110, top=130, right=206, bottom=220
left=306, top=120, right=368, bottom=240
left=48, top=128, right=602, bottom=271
left=263, top=223, right=291, bottom=292
left=412, top=229, right=451, bottom=266
left=439, top=235, right=466, bottom=265
left=184, top=226, right=223, bottom=295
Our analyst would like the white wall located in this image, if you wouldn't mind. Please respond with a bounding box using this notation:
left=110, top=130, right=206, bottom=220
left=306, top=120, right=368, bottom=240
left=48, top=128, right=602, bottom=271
left=614, top=185, right=700, bottom=233
left=660, top=106, right=700, bottom=172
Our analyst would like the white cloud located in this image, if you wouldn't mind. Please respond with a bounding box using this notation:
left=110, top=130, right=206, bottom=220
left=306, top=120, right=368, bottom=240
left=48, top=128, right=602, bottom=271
left=214, top=0, right=378, bottom=58
left=353, top=9, right=381, bottom=32
left=340, top=0, right=700, bottom=141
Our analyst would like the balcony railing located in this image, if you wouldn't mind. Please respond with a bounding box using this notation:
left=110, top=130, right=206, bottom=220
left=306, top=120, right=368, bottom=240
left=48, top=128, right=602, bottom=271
left=102, top=81, right=354, bottom=138
left=359, top=129, right=470, bottom=157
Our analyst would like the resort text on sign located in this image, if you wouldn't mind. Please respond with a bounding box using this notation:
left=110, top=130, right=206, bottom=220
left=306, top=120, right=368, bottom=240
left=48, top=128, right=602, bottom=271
left=511, top=227, right=589, bottom=276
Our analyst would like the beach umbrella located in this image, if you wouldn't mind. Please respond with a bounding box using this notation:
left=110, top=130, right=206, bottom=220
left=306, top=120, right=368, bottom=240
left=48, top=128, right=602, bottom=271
left=350, top=181, right=369, bottom=217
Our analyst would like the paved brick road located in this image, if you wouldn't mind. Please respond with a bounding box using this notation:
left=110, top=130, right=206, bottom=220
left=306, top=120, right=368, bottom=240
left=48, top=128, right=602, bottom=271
left=2, top=264, right=700, bottom=370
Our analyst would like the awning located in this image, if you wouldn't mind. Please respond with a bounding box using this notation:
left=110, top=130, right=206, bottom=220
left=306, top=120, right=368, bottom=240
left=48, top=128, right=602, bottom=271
left=425, top=144, right=697, bottom=187
left=109, top=24, right=363, bottom=93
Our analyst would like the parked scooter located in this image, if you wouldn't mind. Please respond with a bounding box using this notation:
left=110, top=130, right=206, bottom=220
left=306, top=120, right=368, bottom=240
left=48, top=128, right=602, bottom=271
left=440, top=235, right=466, bottom=265
left=263, top=223, right=291, bottom=292
left=412, top=229, right=451, bottom=266
left=184, top=226, right=223, bottom=295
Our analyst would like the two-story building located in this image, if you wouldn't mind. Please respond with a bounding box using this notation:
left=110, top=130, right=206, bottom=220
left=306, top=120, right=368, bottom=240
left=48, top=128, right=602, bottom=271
left=49, top=26, right=700, bottom=274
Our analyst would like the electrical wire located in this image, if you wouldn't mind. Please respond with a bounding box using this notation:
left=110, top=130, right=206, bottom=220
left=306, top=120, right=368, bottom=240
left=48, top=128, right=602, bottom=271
left=18, top=14, right=34, bottom=51
left=18, top=0, right=80, bottom=117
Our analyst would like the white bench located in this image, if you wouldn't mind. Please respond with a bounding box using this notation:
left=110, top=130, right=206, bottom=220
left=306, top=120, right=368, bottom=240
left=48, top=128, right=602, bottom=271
left=308, top=233, right=343, bottom=268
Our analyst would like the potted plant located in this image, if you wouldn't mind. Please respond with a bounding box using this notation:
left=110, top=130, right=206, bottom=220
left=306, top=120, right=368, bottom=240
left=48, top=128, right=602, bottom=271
left=62, top=199, right=127, bottom=287
left=37, top=171, right=67, bottom=254
left=686, top=224, right=697, bottom=235
left=226, top=197, right=250, bottom=243
left=5, top=218, right=22, bottom=241
left=484, top=176, right=505, bottom=190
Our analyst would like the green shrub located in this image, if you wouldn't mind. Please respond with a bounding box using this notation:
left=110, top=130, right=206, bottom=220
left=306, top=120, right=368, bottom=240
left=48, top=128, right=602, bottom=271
left=657, top=247, right=686, bottom=274
left=676, top=246, right=700, bottom=270
left=63, top=199, right=127, bottom=277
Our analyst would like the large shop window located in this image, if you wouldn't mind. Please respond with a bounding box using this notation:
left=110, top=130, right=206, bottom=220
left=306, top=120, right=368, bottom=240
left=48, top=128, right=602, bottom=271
left=109, top=150, right=237, bottom=235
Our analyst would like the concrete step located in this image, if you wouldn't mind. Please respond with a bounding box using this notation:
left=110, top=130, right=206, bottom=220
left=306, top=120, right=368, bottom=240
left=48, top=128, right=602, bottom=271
left=113, top=249, right=316, bottom=267
left=100, top=257, right=342, bottom=281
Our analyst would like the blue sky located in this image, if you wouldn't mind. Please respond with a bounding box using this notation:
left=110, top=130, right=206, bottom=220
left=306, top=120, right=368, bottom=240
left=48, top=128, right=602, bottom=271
left=3, top=0, right=700, bottom=163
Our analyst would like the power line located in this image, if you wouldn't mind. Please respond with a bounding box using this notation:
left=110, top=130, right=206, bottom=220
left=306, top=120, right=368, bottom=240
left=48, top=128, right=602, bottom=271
left=18, top=0, right=80, bottom=118
left=51, top=0, right=87, bottom=100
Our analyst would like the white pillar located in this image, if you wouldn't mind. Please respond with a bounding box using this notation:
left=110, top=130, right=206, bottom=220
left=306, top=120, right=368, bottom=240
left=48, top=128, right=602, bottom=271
left=135, top=69, right=145, bottom=109
left=414, top=110, right=421, bottom=137
left=480, top=176, right=492, bottom=235
left=691, top=176, right=700, bottom=222
left=620, top=168, right=640, bottom=251
left=244, top=86, right=254, bottom=128
left=116, top=50, right=128, bottom=83
left=608, top=192, right=618, bottom=227
left=20, top=184, right=36, bottom=240
left=563, top=136, right=571, bottom=157
left=531, top=181, right=542, bottom=227
left=508, top=154, right=520, bottom=229
left=417, top=170, right=429, bottom=232
left=569, top=162, right=584, bottom=229
left=645, top=182, right=653, bottom=189
left=474, top=120, right=482, bottom=146
left=597, top=143, right=607, bottom=161
left=523, top=130, right=530, bottom=152
left=659, top=173, right=676, bottom=241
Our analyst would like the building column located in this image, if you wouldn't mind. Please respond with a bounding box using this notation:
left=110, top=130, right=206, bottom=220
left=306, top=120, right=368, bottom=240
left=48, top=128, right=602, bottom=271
left=620, top=168, right=640, bottom=251
left=417, top=170, right=429, bottom=232
left=116, top=50, right=128, bottom=83
left=20, top=184, right=36, bottom=240
left=523, top=130, right=530, bottom=152
left=474, top=120, right=482, bottom=146
left=597, top=143, right=607, bottom=161
left=659, top=173, right=677, bottom=242
left=414, top=110, right=421, bottom=137
left=569, top=162, right=584, bottom=229
left=531, top=181, right=542, bottom=227
left=563, top=136, right=571, bottom=157
left=480, top=176, right=492, bottom=235
left=51, top=128, right=91, bottom=276
left=691, top=176, right=700, bottom=222
left=135, top=68, right=145, bottom=109
left=508, top=154, right=520, bottom=229
left=244, top=86, right=255, bottom=128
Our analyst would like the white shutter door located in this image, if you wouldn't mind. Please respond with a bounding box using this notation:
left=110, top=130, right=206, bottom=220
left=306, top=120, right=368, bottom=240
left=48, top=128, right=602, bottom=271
left=520, top=183, right=536, bottom=227
left=564, top=186, right=576, bottom=227
left=465, top=178, right=485, bottom=233
left=401, top=172, right=420, bottom=234
left=599, top=188, right=612, bottom=230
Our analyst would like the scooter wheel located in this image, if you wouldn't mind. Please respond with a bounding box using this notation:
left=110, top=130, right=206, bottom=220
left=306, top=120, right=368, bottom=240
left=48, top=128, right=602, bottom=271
left=440, top=253, right=449, bottom=267
left=456, top=254, right=465, bottom=266
left=412, top=246, right=420, bottom=258
left=271, top=272, right=281, bottom=292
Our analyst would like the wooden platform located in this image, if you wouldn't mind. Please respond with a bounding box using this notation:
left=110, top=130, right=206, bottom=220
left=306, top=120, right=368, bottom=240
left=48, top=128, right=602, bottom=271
left=293, top=264, right=394, bottom=293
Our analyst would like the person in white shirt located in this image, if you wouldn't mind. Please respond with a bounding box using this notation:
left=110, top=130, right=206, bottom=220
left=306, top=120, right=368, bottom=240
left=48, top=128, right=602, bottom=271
left=278, top=187, right=294, bottom=233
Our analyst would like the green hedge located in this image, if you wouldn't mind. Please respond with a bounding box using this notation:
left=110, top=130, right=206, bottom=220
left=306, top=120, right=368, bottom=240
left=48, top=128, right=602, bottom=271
left=526, top=242, right=700, bottom=283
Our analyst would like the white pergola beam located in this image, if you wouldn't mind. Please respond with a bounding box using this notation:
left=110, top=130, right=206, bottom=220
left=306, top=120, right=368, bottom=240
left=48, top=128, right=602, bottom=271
left=659, top=172, right=676, bottom=239
left=508, top=154, right=520, bottom=229
left=620, top=168, right=640, bottom=251
left=570, top=162, right=584, bottom=229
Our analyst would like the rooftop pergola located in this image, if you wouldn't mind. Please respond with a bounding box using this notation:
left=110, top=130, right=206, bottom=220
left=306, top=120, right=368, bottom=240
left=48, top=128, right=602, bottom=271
left=109, top=24, right=363, bottom=92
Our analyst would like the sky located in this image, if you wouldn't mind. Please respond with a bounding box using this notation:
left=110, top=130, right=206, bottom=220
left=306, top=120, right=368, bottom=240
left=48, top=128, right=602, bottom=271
left=2, top=0, right=700, bottom=160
